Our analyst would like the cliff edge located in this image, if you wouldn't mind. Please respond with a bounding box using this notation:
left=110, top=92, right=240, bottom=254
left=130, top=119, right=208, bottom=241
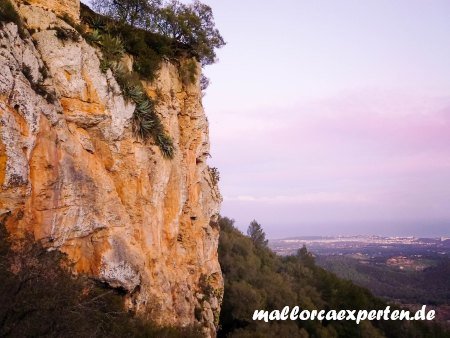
left=0, top=0, right=223, bottom=335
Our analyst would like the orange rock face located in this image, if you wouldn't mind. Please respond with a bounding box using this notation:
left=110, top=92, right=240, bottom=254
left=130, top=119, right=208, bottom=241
left=0, top=3, right=222, bottom=336
left=16, top=0, right=80, bottom=22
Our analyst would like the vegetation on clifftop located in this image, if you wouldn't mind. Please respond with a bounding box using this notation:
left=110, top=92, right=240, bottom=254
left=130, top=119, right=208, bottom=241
left=76, top=5, right=176, bottom=158
left=78, top=0, right=224, bottom=158
left=89, top=0, right=225, bottom=67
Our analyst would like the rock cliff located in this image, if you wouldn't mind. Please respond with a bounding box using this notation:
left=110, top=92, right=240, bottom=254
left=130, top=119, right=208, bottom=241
left=0, top=0, right=223, bottom=335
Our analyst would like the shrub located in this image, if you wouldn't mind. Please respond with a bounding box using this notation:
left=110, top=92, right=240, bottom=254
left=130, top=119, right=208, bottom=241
left=22, top=64, right=58, bottom=104
left=208, top=166, right=220, bottom=186
left=100, top=33, right=125, bottom=62
left=85, top=28, right=102, bottom=45
left=199, top=274, right=215, bottom=301
left=81, top=4, right=175, bottom=80
left=115, top=69, right=142, bottom=99
left=100, top=58, right=112, bottom=73
left=155, top=133, right=175, bottom=158
left=34, top=82, right=58, bottom=104
left=54, top=26, right=81, bottom=42
left=88, top=15, right=107, bottom=30
left=39, top=65, right=49, bottom=79
left=102, top=19, right=168, bottom=80
left=133, top=50, right=161, bottom=81
left=22, top=64, right=34, bottom=83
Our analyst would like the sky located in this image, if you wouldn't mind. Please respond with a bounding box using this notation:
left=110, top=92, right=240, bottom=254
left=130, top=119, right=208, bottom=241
left=199, top=0, right=450, bottom=238
left=86, top=1, right=450, bottom=238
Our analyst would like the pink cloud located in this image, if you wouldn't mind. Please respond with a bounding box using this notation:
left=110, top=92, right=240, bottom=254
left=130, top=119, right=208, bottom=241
left=208, top=90, right=450, bottom=234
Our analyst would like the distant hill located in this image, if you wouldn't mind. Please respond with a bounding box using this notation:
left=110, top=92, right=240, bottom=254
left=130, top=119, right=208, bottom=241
left=317, top=255, right=450, bottom=306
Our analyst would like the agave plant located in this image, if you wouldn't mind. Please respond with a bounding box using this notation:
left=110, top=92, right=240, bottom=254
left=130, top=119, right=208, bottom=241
left=156, top=134, right=175, bottom=159
left=114, top=70, right=144, bottom=102
left=120, top=82, right=142, bottom=102
left=135, top=98, right=152, bottom=116
left=110, top=61, right=126, bottom=75
left=132, top=114, right=153, bottom=140
left=86, top=29, right=102, bottom=45
left=100, top=34, right=125, bottom=62
left=127, top=85, right=145, bottom=102
left=88, top=16, right=106, bottom=30
left=99, top=58, right=111, bottom=73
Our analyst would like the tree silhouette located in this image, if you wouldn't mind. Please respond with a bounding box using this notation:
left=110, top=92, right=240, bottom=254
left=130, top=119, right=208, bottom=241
left=247, top=220, right=268, bottom=248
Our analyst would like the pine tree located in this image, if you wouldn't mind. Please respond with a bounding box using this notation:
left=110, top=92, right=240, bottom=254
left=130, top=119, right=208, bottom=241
left=247, top=220, right=268, bottom=248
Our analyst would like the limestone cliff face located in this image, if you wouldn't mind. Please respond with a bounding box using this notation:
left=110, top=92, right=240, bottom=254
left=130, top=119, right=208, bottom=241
left=25, top=0, right=79, bottom=22
left=0, top=1, right=222, bottom=335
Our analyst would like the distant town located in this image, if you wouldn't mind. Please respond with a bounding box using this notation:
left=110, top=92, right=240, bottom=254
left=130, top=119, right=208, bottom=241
left=269, top=235, right=450, bottom=257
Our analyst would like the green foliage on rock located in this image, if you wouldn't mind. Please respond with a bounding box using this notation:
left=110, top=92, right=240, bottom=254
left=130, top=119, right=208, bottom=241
left=22, top=65, right=58, bottom=104
left=81, top=15, right=175, bottom=158
left=114, top=67, right=175, bottom=158
left=79, top=1, right=222, bottom=159
left=100, top=33, right=125, bottom=61
left=208, top=167, right=220, bottom=187
left=54, top=26, right=81, bottom=42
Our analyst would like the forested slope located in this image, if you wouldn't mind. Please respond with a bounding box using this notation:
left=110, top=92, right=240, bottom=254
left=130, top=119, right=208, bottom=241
left=217, top=217, right=448, bottom=338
